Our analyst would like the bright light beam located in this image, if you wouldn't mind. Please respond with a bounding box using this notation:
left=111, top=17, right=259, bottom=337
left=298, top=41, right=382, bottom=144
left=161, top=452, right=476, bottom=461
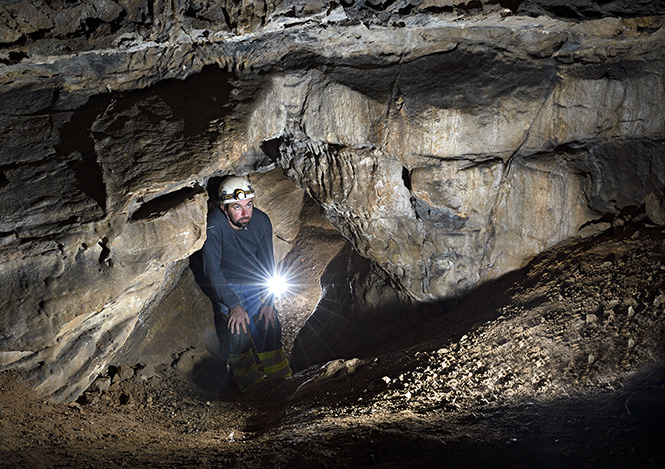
left=266, top=272, right=290, bottom=297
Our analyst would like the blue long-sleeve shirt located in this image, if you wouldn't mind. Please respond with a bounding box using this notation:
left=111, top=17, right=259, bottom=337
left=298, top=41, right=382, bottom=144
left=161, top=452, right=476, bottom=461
left=200, top=206, right=275, bottom=311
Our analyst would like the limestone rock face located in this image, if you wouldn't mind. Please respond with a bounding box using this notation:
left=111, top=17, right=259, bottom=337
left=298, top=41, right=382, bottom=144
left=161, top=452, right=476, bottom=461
left=0, top=189, right=207, bottom=402
left=251, top=170, right=306, bottom=263
left=266, top=17, right=665, bottom=300
left=1, top=0, right=664, bottom=400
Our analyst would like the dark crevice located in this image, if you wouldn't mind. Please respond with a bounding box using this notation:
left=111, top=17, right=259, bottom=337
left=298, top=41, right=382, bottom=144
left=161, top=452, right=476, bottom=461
left=0, top=172, right=8, bottom=189
left=412, top=198, right=468, bottom=229
left=577, top=212, right=616, bottom=230
left=535, top=1, right=665, bottom=20
left=130, top=185, right=206, bottom=221
left=205, top=177, right=226, bottom=206
left=365, top=0, right=398, bottom=12
left=58, top=69, right=232, bottom=219
left=498, top=0, right=524, bottom=12
left=550, top=5, right=581, bottom=20
left=98, top=237, right=111, bottom=266
left=329, top=48, right=554, bottom=112
left=260, top=138, right=282, bottom=162
left=462, top=0, right=484, bottom=10
left=280, top=50, right=325, bottom=69
left=401, top=166, right=412, bottom=191
left=121, top=65, right=234, bottom=141
left=221, top=7, right=235, bottom=30
left=637, top=23, right=662, bottom=34
left=184, top=5, right=199, bottom=18
left=82, top=18, right=107, bottom=37
left=108, top=365, right=119, bottom=378
left=0, top=30, right=45, bottom=50
left=577, top=204, right=646, bottom=232
left=69, top=9, right=127, bottom=40
left=397, top=3, right=415, bottom=15
left=109, top=10, right=128, bottom=35
left=57, top=216, right=81, bottom=228
left=147, top=0, right=155, bottom=20
left=423, top=5, right=454, bottom=14
left=577, top=8, right=604, bottom=19
left=0, top=51, right=29, bottom=65
left=66, top=151, right=106, bottom=212
left=615, top=204, right=647, bottom=222
left=27, top=29, right=47, bottom=42
left=57, top=93, right=114, bottom=215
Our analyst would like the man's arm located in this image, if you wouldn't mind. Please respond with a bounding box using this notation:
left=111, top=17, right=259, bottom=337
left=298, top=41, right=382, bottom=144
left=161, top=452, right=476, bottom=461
left=200, top=217, right=242, bottom=311
left=202, top=222, right=250, bottom=334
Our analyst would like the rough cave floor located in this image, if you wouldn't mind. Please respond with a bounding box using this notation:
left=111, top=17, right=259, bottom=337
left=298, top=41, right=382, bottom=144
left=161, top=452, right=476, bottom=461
left=1, top=217, right=664, bottom=469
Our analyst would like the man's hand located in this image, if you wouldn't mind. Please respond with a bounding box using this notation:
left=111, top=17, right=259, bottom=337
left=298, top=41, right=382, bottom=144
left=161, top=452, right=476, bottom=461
left=259, top=304, right=277, bottom=331
left=228, top=305, right=250, bottom=334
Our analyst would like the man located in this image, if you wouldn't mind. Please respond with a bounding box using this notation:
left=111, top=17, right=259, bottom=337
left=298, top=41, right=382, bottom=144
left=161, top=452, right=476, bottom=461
left=200, top=175, right=291, bottom=392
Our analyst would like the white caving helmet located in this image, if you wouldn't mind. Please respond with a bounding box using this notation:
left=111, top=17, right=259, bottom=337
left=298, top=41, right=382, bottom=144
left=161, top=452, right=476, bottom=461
left=219, top=175, right=255, bottom=204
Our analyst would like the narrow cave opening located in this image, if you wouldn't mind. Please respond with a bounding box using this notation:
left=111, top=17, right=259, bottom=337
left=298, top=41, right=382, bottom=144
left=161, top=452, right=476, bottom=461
left=111, top=158, right=417, bottom=401
left=185, top=169, right=356, bottom=372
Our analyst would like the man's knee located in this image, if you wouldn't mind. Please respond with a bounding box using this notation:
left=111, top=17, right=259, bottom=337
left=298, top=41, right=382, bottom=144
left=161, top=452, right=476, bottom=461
left=228, top=329, right=253, bottom=353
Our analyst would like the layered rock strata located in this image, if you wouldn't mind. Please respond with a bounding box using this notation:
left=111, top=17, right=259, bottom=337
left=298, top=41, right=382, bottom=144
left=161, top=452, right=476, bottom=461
left=1, top=0, right=664, bottom=400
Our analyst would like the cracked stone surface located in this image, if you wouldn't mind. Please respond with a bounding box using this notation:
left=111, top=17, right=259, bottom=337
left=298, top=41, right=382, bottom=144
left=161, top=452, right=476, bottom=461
left=1, top=0, right=664, bottom=400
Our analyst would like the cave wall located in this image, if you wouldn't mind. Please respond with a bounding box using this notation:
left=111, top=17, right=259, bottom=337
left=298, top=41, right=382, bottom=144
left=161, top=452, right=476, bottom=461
left=254, top=18, right=665, bottom=301
left=1, top=0, right=664, bottom=400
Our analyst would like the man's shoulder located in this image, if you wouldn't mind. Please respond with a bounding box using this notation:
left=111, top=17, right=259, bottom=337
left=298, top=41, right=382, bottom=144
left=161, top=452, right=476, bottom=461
left=253, top=207, right=270, bottom=221
left=207, top=206, right=226, bottom=229
left=252, top=207, right=272, bottom=227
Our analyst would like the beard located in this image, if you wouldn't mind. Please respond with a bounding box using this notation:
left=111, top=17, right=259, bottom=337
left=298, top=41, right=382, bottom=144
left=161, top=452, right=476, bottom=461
left=231, top=217, right=249, bottom=228
left=230, top=215, right=250, bottom=229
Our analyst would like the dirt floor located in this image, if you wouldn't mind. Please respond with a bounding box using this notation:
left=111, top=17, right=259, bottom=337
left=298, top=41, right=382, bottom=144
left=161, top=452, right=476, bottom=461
left=1, top=214, right=665, bottom=468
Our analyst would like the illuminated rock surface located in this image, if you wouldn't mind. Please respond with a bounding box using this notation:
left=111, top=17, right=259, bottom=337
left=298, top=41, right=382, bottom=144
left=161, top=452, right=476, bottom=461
left=1, top=0, right=664, bottom=401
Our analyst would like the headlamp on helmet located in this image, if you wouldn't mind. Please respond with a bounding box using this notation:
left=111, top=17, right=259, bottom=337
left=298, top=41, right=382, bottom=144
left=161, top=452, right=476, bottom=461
left=219, top=176, right=255, bottom=204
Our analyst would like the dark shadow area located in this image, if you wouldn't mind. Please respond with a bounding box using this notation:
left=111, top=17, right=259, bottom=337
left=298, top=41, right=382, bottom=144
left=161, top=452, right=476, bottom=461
left=289, top=238, right=531, bottom=373
left=203, top=176, right=225, bottom=206
left=499, top=0, right=526, bottom=12
left=150, top=65, right=234, bottom=141
left=94, top=64, right=234, bottom=145
left=294, top=205, right=665, bottom=379
left=516, top=0, right=665, bottom=20
left=56, top=93, right=115, bottom=215
left=290, top=243, right=411, bottom=372
left=130, top=184, right=206, bottom=221
left=188, top=355, right=230, bottom=397
left=188, top=253, right=231, bottom=363
left=326, top=47, right=556, bottom=113
left=313, top=365, right=665, bottom=469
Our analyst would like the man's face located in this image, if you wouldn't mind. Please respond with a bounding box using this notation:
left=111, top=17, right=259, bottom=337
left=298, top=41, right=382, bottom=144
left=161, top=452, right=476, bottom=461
left=223, top=198, right=253, bottom=230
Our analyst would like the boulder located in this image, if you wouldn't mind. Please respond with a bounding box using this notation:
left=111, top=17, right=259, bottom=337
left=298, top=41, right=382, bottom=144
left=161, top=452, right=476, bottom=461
left=646, top=191, right=665, bottom=226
